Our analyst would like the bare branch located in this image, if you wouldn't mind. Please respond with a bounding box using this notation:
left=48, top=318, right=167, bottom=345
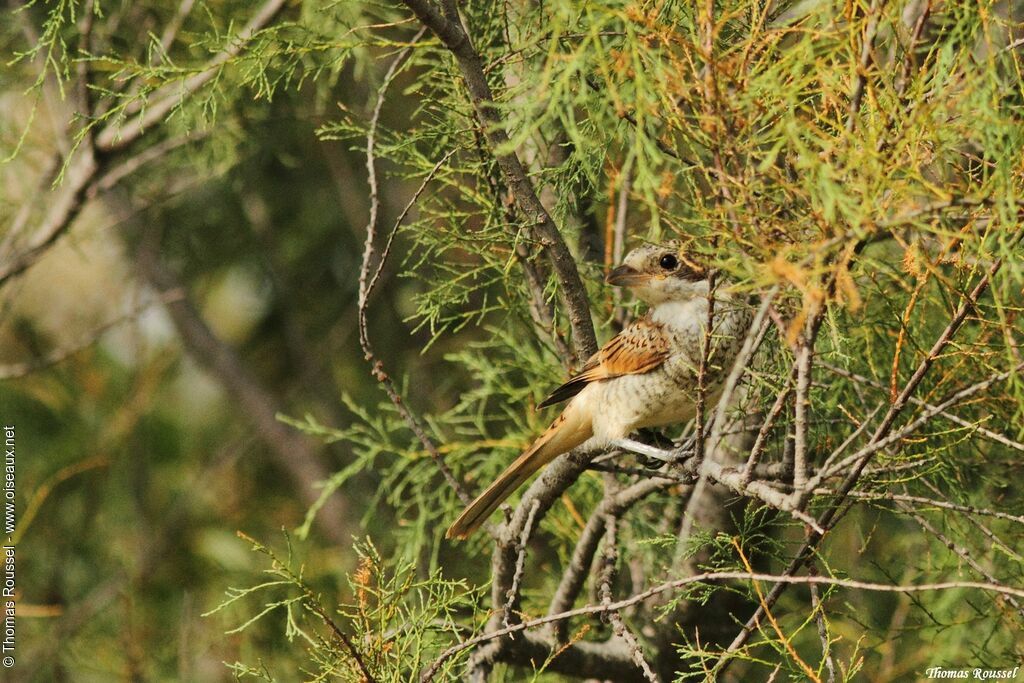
left=474, top=632, right=652, bottom=682
left=792, top=329, right=814, bottom=492
left=503, top=499, right=540, bottom=628
left=734, top=540, right=821, bottom=683
left=599, top=517, right=659, bottom=682
left=0, top=150, right=99, bottom=287
left=547, top=478, right=673, bottom=640
left=740, top=380, right=791, bottom=486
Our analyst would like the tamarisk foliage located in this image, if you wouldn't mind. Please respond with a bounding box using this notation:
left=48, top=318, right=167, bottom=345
left=3, top=0, right=1023, bottom=681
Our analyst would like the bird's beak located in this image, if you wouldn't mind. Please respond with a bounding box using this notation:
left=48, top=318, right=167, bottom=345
left=605, top=264, right=648, bottom=287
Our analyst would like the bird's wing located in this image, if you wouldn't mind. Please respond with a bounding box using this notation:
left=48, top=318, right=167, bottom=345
left=537, top=317, right=670, bottom=408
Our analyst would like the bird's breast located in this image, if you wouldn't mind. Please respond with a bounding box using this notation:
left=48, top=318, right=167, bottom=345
left=585, top=368, right=701, bottom=441
left=585, top=303, right=752, bottom=442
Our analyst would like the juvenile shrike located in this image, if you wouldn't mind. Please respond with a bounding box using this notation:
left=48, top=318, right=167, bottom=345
left=446, top=242, right=752, bottom=539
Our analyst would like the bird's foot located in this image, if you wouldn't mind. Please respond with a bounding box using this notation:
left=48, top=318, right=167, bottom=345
left=611, top=438, right=677, bottom=463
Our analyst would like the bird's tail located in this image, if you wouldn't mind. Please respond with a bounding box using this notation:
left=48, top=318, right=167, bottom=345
left=446, top=405, right=593, bottom=540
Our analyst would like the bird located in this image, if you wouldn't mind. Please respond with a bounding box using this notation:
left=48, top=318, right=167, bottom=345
left=445, top=242, right=753, bottom=540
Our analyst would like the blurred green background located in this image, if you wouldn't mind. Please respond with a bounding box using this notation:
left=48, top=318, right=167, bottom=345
left=0, top=10, right=436, bottom=676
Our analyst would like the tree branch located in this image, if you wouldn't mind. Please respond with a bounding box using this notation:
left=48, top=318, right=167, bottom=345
left=422, top=571, right=1024, bottom=680
left=357, top=29, right=472, bottom=507
left=598, top=517, right=659, bottom=681
left=0, top=0, right=290, bottom=290
left=547, top=478, right=673, bottom=641
left=401, top=0, right=597, bottom=361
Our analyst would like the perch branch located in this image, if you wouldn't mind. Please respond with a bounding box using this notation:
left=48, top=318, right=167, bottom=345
left=421, top=572, right=1024, bottom=680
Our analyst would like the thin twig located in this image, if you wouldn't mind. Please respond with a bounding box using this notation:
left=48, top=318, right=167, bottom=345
left=707, top=287, right=778, bottom=457
left=820, top=361, right=1024, bottom=454
left=814, top=403, right=883, bottom=483
left=806, top=361, right=1023, bottom=496
left=815, top=489, right=1024, bottom=528
left=365, top=146, right=455, bottom=300
left=613, top=440, right=824, bottom=533
left=356, top=28, right=471, bottom=506
left=517, top=242, right=574, bottom=368
left=678, top=289, right=776, bottom=548
left=306, top=597, right=378, bottom=682
left=741, top=380, right=791, bottom=485
left=733, top=540, right=821, bottom=683
left=898, top=503, right=1023, bottom=615
left=808, top=564, right=836, bottom=683
left=238, top=531, right=378, bottom=682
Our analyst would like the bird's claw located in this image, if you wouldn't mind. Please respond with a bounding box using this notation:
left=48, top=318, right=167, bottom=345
left=612, top=438, right=677, bottom=464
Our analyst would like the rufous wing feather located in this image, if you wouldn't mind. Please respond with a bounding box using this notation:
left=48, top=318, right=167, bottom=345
left=538, top=318, right=670, bottom=409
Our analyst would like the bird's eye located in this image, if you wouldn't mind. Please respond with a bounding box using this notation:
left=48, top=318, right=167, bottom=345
left=659, top=254, right=678, bottom=270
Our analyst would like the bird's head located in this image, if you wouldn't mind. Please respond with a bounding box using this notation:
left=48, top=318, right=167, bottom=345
left=605, top=241, right=710, bottom=305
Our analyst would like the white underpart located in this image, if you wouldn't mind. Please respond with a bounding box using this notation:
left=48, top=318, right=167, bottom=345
left=650, top=297, right=709, bottom=333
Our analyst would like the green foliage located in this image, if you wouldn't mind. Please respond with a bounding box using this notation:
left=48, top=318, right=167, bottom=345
left=4, top=0, right=1024, bottom=680
left=207, top=533, right=479, bottom=680
left=236, top=0, right=1024, bottom=677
